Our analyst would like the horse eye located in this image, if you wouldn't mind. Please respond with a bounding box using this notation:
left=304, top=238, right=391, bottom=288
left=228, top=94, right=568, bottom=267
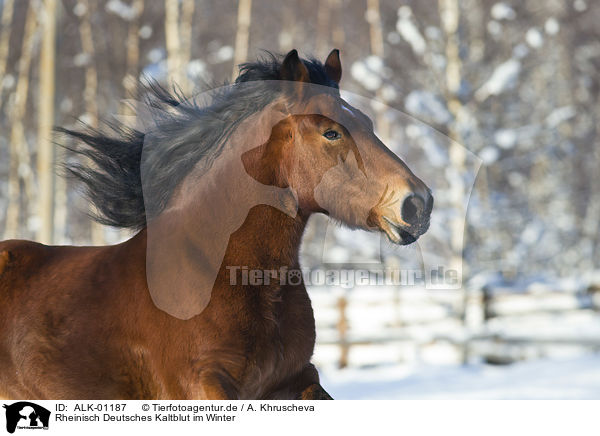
left=323, top=130, right=340, bottom=140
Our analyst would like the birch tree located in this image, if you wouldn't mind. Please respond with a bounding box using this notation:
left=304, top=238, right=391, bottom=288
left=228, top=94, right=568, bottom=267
left=315, top=0, right=344, bottom=53
left=316, top=0, right=331, bottom=56
left=5, top=2, right=38, bottom=240
left=76, top=0, right=105, bottom=245
left=365, top=0, right=389, bottom=140
left=122, top=0, right=144, bottom=115
left=231, top=0, right=252, bottom=80
left=439, top=0, right=472, bottom=360
left=330, top=0, right=344, bottom=49
left=115, top=0, right=144, bottom=243
left=37, top=0, right=58, bottom=244
left=179, top=0, right=195, bottom=94
left=0, top=0, right=15, bottom=108
left=439, top=0, right=467, bottom=276
left=164, top=0, right=182, bottom=86
left=278, top=5, right=295, bottom=52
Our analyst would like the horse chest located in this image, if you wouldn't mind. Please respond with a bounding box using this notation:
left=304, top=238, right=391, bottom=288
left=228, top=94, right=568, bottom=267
left=155, top=284, right=316, bottom=399
left=236, top=285, right=317, bottom=398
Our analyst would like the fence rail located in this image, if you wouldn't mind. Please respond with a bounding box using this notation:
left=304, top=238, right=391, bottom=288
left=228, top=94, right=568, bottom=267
left=310, top=282, right=600, bottom=368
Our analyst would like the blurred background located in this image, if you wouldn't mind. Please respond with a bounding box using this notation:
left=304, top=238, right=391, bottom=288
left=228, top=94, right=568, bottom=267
left=1, top=0, right=600, bottom=398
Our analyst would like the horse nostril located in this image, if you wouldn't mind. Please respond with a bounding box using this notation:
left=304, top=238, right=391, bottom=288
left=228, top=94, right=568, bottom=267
left=401, top=194, right=425, bottom=226
left=426, top=193, right=434, bottom=215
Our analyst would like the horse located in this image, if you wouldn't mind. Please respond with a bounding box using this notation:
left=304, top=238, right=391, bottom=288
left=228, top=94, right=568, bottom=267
left=0, top=49, right=432, bottom=399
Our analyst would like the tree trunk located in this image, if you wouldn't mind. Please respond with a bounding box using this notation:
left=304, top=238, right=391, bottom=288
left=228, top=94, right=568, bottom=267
left=179, top=0, right=195, bottom=94
left=366, top=0, right=383, bottom=58
left=5, top=1, right=37, bottom=240
left=278, top=5, right=295, bottom=52
left=316, top=0, right=331, bottom=55
left=365, top=0, right=389, bottom=141
left=0, top=0, right=15, bottom=108
left=231, top=0, right=252, bottom=80
left=122, top=0, right=144, bottom=114
left=36, top=0, right=58, bottom=245
left=439, top=0, right=469, bottom=362
left=440, top=0, right=466, bottom=275
left=76, top=0, right=105, bottom=245
left=164, top=0, right=182, bottom=86
left=330, top=0, right=345, bottom=49
left=112, top=0, right=144, bottom=244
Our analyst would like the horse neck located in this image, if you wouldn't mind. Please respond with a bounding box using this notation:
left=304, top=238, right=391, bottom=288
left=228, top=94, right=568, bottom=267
left=152, top=149, right=308, bottom=276
left=225, top=204, right=309, bottom=271
left=122, top=151, right=309, bottom=320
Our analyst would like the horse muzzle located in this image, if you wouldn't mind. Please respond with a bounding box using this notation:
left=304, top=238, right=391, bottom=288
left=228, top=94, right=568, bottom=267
left=374, top=191, right=433, bottom=245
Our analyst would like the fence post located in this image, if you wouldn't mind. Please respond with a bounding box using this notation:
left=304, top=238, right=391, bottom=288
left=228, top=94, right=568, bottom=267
left=337, top=294, right=349, bottom=368
left=483, top=285, right=493, bottom=321
left=461, top=288, right=469, bottom=364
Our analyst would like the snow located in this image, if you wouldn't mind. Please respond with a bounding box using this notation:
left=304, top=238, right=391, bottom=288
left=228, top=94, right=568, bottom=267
left=105, top=0, right=138, bottom=21
left=512, top=43, right=529, bottom=59
left=475, top=59, right=521, bottom=101
left=574, top=0, right=587, bottom=12
left=278, top=31, right=292, bottom=49
left=545, top=18, right=560, bottom=35
left=141, top=61, right=167, bottom=82
left=209, top=46, right=234, bottom=63
left=425, top=26, right=442, bottom=41
left=546, top=106, right=576, bottom=128
left=59, top=97, right=73, bottom=113
left=73, top=52, right=91, bottom=67
left=308, top=266, right=600, bottom=375
left=491, top=3, right=516, bottom=21
left=146, top=48, right=164, bottom=63
left=479, top=146, right=500, bottom=164
left=405, top=124, right=448, bottom=167
left=1, top=74, right=15, bottom=90
left=363, top=8, right=377, bottom=23
left=487, top=20, right=502, bottom=37
left=365, top=56, right=383, bottom=73
left=380, top=85, right=397, bottom=102
left=139, top=25, right=153, bottom=39
left=396, top=6, right=426, bottom=55
left=405, top=90, right=452, bottom=124
left=520, top=222, right=543, bottom=245
left=386, top=32, right=401, bottom=45
left=526, top=28, right=544, bottom=49
left=320, top=354, right=600, bottom=399
left=494, top=128, right=517, bottom=149
left=351, top=61, right=382, bottom=91
left=187, top=59, right=210, bottom=82
left=73, top=2, right=87, bottom=17
left=421, top=137, right=449, bottom=167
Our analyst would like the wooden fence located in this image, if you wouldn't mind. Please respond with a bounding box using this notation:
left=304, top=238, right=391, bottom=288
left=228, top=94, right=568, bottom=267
left=309, top=281, right=600, bottom=368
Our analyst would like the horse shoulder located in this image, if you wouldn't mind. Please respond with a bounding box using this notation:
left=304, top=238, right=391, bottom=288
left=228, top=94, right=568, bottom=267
left=0, top=240, right=108, bottom=302
left=0, top=240, right=49, bottom=278
left=0, top=249, right=9, bottom=276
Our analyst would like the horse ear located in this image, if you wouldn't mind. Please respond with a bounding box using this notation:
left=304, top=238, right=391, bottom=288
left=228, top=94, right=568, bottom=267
left=280, top=49, right=310, bottom=83
left=324, top=49, right=341, bottom=84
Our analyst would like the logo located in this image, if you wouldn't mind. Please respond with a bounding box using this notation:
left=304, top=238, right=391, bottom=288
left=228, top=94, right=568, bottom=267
left=2, top=402, right=50, bottom=434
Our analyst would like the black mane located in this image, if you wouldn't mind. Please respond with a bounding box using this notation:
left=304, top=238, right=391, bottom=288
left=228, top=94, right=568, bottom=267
left=61, top=52, right=338, bottom=230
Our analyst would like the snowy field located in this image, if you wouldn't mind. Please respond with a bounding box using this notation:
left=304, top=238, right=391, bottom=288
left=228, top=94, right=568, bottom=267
left=320, top=354, right=600, bottom=399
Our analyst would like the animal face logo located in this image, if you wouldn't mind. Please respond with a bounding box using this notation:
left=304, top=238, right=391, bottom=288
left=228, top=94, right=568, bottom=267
left=2, top=402, right=50, bottom=434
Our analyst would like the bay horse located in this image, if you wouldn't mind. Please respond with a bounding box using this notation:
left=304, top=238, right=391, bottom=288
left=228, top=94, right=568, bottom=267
left=0, top=49, right=432, bottom=399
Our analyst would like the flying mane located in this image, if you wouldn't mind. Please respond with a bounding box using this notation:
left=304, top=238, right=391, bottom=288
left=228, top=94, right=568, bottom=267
left=60, top=52, right=339, bottom=230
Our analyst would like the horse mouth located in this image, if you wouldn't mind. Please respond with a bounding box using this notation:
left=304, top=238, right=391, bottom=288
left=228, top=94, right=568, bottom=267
left=381, top=216, right=421, bottom=246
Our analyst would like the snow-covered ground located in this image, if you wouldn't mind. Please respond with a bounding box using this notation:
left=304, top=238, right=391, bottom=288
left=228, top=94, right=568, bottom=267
left=320, top=354, right=600, bottom=399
